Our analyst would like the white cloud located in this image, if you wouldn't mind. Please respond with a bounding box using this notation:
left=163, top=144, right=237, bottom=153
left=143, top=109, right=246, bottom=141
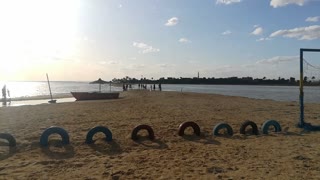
left=270, top=0, right=306, bottom=8
left=222, top=30, right=232, bottom=35
left=133, top=42, right=160, bottom=54
left=165, top=17, right=179, bottom=26
left=251, top=27, right=263, bottom=36
left=216, top=0, right=241, bottom=5
left=254, top=24, right=260, bottom=28
left=256, top=37, right=271, bottom=41
left=256, top=56, right=298, bottom=64
left=306, top=16, right=320, bottom=22
left=270, top=25, right=320, bottom=40
left=179, top=38, right=191, bottom=43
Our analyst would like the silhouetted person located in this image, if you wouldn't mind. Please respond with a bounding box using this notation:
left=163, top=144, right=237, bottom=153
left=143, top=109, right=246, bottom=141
left=123, top=84, right=126, bottom=91
left=159, top=83, right=162, bottom=91
left=2, top=85, right=6, bottom=99
left=153, top=84, right=155, bottom=90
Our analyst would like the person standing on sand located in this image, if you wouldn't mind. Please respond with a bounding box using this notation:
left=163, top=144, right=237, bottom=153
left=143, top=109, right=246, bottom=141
left=153, top=84, right=155, bottom=91
left=2, top=85, right=6, bottom=99
left=159, top=83, right=162, bottom=91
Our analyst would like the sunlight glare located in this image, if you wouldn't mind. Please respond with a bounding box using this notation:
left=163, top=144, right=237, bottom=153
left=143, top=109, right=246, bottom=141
left=0, top=0, right=80, bottom=80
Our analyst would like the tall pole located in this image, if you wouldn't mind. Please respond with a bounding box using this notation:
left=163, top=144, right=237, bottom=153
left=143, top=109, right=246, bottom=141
left=299, top=49, right=304, bottom=127
left=46, top=73, right=53, bottom=101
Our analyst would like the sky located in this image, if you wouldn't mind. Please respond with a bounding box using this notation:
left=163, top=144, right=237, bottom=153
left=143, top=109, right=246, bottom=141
left=0, top=0, right=320, bottom=81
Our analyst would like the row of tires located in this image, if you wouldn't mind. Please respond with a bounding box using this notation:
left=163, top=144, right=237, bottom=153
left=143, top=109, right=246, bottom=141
left=0, top=120, right=281, bottom=147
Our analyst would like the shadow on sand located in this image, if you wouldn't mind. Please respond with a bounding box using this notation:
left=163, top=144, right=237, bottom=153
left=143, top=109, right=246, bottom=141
left=134, top=136, right=168, bottom=149
left=88, top=139, right=122, bottom=155
left=41, top=139, right=75, bottom=159
left=181, top=133, right=221, bottom=145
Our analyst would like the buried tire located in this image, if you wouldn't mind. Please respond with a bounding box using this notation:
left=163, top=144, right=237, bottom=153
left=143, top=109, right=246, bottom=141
left=86, top=126, right=112, bottom=144
left=213, top=122, right=233, bottom=136
left=131, top=125, right=155, bottom=140
left=261, top=120, right=281, bottom=134
left=178, top=121, right=201, bottom=136
left=0, top=133, right=16, bottom=147
left=240, top=120, right=259, bottom=135
left=40, top=126, right=70, bottom=147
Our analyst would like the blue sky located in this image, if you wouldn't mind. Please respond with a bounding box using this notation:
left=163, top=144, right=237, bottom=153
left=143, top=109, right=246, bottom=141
left=0, top=0, right=319, bottom=81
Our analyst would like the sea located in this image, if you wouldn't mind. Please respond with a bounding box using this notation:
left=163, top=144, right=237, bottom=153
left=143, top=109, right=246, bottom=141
left=1, top=81, right=320, bottom=107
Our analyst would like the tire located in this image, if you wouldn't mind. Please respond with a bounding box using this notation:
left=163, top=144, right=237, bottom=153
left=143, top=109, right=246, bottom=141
left=40, top=126, right=70, bottom=146
left=85, top=126, right=112, bottom=144
left=213, top=122, right=233, bottom=136
left=261, top=120, right=281, bottom=134
left=131, top=125, right=155, bottom=140
left=0, top=133, right=16, bottom=147
left=178, top=121, right=201, bottom=136
left=239, top=120, right=259, bottom=135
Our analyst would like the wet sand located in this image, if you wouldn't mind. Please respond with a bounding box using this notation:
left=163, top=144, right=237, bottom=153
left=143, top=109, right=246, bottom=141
left=0, top=90, right=319, bottom=179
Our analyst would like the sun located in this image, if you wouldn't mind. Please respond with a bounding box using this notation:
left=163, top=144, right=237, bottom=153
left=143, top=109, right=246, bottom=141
left=0, top=0, right=80, bottom=80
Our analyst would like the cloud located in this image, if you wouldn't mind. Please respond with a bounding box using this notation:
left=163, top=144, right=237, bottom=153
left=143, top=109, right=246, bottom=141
left=270, top=0, right=306, bottom=8
left=133, top=42, right=160, bottom=54
left=256, top=56, right=298, bottom=64
left=179, top=38, right=191, bottom=43
left=157, top=63, right=175, bottom=68
left=256, top=37, right=271, bottom=41
left=270, top=25, right=320, bottom=40
left=222, top=30, right=232, bottom=35
left=216, top=0, right=241, bottom=5
left=306, top=16, right=320, bottom=22
left=251, top=27, right=263, bottom=36
left=165, top=17, right=179, bottom=26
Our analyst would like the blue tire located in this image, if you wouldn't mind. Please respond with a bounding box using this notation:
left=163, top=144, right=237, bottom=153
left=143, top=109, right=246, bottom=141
left=261, top=120, right=281, bottom=134
left=0, top=133, right=16, bottom=147
left=40, top=126, right=70, bottom=147
left=85, top=126, right=112, bottom=144
left=213, top=122, right=233, bottom=136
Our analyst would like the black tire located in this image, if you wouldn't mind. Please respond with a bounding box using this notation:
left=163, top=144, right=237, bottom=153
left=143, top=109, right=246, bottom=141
left=261, top=120, right=281, bottom=134
left=178, top=121, right=201, bottom=136
left=0, top=133, right=16, bottom=147
left=240, top=120, right=259, bottom=135
left=85, top=126, right=112, bottom=144
left=213, top=122, right=233, bottom=136
left=40, top=126, right=70, bottom=147
left=131, top=125, right=155, bottom=140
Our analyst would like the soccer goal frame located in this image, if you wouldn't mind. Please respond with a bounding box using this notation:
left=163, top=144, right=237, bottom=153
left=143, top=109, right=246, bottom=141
left=298, top=48, right=320, bottom=131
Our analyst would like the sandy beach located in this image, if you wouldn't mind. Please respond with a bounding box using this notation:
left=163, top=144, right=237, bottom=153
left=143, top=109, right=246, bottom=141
left=0, top=90, right=320, bottom=179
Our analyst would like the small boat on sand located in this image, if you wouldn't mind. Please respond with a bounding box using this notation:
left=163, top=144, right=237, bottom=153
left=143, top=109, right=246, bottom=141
left=71, top=92, right=119, bottom=101
left=71, top=78, right=120, bottom=101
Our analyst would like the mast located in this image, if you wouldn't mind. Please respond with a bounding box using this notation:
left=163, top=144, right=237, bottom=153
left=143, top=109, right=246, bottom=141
left=46, top=73, right=53, bottom=101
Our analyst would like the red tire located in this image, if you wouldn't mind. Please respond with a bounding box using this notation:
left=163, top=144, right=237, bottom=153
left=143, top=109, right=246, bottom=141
left=131, top=125, right=155, bottom=140
left=178, top=121, right=201, bottom=136
left=239, top=120, right=259, bottom=135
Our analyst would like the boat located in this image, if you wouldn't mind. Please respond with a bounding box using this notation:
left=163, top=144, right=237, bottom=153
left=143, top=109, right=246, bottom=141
left=70, top=91, right=120, bottom=101
left=46, top=73, right=57, bottom=103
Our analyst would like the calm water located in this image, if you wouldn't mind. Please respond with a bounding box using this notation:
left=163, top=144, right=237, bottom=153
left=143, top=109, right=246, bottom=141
left=0, top=81, right=319, bottom=106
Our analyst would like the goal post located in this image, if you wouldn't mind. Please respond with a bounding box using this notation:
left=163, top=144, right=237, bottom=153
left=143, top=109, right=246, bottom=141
left=298, top=48, right=320, bottom=130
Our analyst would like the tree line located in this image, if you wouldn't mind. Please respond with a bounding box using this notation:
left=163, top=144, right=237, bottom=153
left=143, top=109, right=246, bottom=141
left=112, top=76, right=320, bottom=86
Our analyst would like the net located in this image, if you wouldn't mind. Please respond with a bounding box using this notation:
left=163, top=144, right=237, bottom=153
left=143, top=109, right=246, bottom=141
left=303, top=59, right=320, bottom=85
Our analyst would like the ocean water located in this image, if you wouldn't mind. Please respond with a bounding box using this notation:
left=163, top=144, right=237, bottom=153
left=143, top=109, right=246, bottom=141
left=0, top=81, right=319, bottom=106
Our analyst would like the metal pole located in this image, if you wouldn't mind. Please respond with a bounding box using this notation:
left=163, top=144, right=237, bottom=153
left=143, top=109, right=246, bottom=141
left=299, top=49, right=304, bottom=127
